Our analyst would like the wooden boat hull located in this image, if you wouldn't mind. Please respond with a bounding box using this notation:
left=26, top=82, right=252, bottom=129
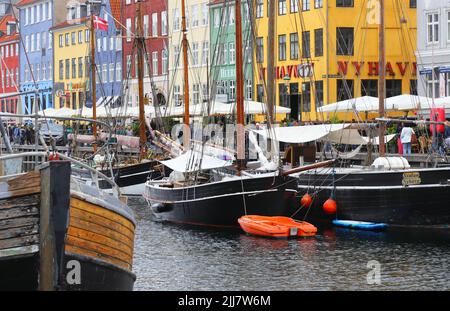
left=144, top=174, right=298, bottom=229
left=295, top=168, right=450, bottom=228
left=0, top=162, right=136, bottom=291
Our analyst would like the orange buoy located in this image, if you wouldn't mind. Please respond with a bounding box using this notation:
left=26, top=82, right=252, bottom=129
left=238, top=215, right=318, bottom=238
left=323, top=198, right=337, bottom=214
left=301, top=193, right=313, bottom=208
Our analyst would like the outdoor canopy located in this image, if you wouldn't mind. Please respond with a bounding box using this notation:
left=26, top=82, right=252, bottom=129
left=159, top=150, right=232, bottom=173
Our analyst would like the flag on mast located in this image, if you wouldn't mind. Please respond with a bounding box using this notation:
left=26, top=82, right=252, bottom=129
left=93, top=15, right=108, bottom=31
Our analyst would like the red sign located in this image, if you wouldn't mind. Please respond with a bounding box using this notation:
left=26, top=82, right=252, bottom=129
left=337, top=61, right=417, bottom=76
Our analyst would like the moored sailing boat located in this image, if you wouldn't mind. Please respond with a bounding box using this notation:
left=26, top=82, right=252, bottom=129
left=294, top=0, right=450, bottom=232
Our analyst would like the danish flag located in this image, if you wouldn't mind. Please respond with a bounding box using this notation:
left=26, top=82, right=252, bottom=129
left=93, top=15, right=108, bottom=31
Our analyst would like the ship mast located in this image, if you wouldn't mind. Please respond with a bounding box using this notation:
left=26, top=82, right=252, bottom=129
left=136, top=0, right=147, bottom=160
left=378, top=0, right=386, bottom=157
left=181, top=0, right=190, bottom=149
left=267, top=0, right=275, bottom=124
left=235, top=0, right=245, bottom=171
left=90, top=14, right=97, bottom=152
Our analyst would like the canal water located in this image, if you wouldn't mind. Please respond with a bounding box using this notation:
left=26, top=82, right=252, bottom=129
left=130, top=198, right=450, bottom=291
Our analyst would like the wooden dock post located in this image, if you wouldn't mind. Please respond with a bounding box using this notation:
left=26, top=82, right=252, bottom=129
left=39, top=161, right=71, bottom=291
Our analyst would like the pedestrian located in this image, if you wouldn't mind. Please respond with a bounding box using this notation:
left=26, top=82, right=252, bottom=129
left=400, top=123, right=415, bottom=156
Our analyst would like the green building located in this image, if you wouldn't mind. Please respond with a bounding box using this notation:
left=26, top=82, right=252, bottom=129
left=209, top=0, right=253, bottom=103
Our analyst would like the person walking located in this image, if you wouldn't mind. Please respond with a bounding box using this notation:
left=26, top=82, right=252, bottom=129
left=400, top=123, right=415, bottom=156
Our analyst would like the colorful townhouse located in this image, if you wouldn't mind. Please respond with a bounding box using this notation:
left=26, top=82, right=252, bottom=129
left=94, top=0, right=122, bottom=108
left=168, top=0, right=210, bottom=107
left=122, top=0, right=168, bottom=107
left=209, top=0, right=253, bottom=103
left=16, top=0, right=70, bottom=114
left=52, top=0, right=122, bottom=110
left=0, top=14, right=19, bottom=113
left=254, top=0, right=417, bottom=122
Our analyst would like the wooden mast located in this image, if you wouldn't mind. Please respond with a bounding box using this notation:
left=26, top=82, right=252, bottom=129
left=136, top=0, right=147, bottom=159
left=378, top=0, right=386, bottom=157
left=181, top=0, right=190, bottom=149
left=267, top=0, right=276, bottom=124
left=235, top=0, right=245, bottom=170
left=90, top=14, right=97, bottom=153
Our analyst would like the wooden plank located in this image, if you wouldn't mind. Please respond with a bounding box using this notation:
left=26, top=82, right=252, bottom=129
left=0, top=245, right=39, bottom=258
left=0, top=194, right=40, bottom=210
left=0, top=225, right=39, bottom=240
left=66, top=235, right=133, bottom=265
left=69, top=216, right=133, bottom=246
left=0, top=234, right=39, bottom=250
left=70, top=208, right=135, bottom=241
left=0, top=216, right=39, bottom=230
left=70, top=198, right=135, bottom=232
left=0, top=206, right=39, bottom=221
left=65, top=245, right=131, bottom=271
left=0, top=186, right=41, bottom=200
left=67, top=226, right=133, bottom=257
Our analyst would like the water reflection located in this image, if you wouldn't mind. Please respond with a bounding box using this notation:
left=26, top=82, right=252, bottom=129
left=130, top=198, right=450, bottom=291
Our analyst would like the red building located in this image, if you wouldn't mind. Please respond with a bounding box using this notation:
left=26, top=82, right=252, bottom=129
left=0, top=14, right=19, bottom=113
left=122, top=0, right=168, bottom=107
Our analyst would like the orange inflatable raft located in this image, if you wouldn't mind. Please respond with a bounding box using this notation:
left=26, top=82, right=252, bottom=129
left=238, top=215, right=318, bottom=238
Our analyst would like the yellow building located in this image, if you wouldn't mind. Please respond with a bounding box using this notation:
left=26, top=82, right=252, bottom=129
left=51, top=17, right=90, bottom=110
left=254, top=0, right=417, bottom=122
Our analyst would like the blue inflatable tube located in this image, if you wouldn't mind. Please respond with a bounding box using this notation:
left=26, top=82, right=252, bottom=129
left=332, top=220, right=388, bottom=231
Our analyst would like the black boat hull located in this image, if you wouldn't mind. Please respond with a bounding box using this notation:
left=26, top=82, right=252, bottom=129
left=145, top=175, right=299, bottom=229
left=0, top=253, right=135, bottom=291
left=296, top=168, right=450, bottom=227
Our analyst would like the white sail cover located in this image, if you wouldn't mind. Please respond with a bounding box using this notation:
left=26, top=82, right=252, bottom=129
left=254, top=124, right=357, bottom=144
left=317, top=96, right=381, bottom=113
left=160, top=151, right=232, bottom=173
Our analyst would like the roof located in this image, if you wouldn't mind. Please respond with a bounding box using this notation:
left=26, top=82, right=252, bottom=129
left=0, top=14, right=19, bottom=44
left=50, top=17, right=89, bottom=31
left=15, top=0, right=42, bottom=8
left=109, top=0, right=121, bottom=29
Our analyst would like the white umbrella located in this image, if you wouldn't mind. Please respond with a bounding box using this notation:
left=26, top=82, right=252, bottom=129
left=318, top=96, right=380, bottom=113
left=387, top=94, right=434, bottom=111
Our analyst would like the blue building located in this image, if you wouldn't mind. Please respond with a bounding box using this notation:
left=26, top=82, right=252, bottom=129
left=92, top=0, right=122, bottom=108
left=17, top=0, right=69, bottom=114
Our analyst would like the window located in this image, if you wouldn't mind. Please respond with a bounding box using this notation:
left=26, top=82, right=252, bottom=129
left=202, top=3, right=208, bottom=26
left=191, top=5, right=199, bottom=27
left=278, top=35, right=286, bottom=61
left=36, top=33, right=41, bottom=51
left=256, top=37, right=264, bottom=62
left=109, top=63, right=114, bottom=83
left=410, top=79, right=418, bottom=95
left=174, top=85, right=182, bottom=106
left=291, top=0, right=299, bottom=13
left=336, top=27, right=354, bottom=55
left=103, top=64, right=108, bottom=82
left=193, top=84, right=200, bottom=104
left=315, top=81, right=324, bottom=108
left=152, top=51, right=158, bottom=76
left=386, top=80, right=402, bottom=98
left=202, top=41, right=209, bottom=65
left=25, top=7, right=29, bottom=25
left=65, top=59, right=70, bottom=79
left=361, top=79, right=378, bottom=97
left=192, top=42, right=199, bottom=66
left=336, top=0, right=353, bottom=7
left=30, top=34, right=35, bottom=51
left=229, top=80, right=235, bottom=101
left=279, top=0, right=287, bottom=15
left=152, top=13, right=158, bottom=37
left=42, top=31, right=47, bottom=51
left=427, top=13, right=439, bottom=43
left=214, top=9, right=220, bottom=28
left=409, top=0, right=416, bottom=8
left=229, top=42, right=236, bottom=64
left=246, top=80, right=253, bottom=100
left=110, top=37, right=114, bottom=51
left=315, top=0, right=323, bottom=8
left=25, top=35, right=29, bottom=52
left=78, top=57, right=83, bottom=77
left=302, top=31, right=310, bottom=58
left=162, top=49, right=168, bottom=74
left=72, top=58, right=76, bottom=78
left=71, top=32, right=76, bottom=45
left=173, top=8, right=180, bottom=31
left=302, top=0, right=310, bottom=11
left=161, top=11, right=168, bottom=35
left=337, top=79, right=354, bottom=101
left=65, top=33, right=69, bottom=46
left=290, top=33, right=299, bottom=59
left=42, top=63, right=46, bottom=80
left=103, top=37, right=107, bottom=51
left=229, top=6, right=235, bottom=25
left=257, top=84, right=264, bottom=102
left=116, top=63, right=122, bottom=82
left=173, top=45, right=180, bottom=67
left=217, top=43, right=226, bottom=65
left=126, top=18, right=132, bottom=42
left=315, top=28, right=323, bottom=56
left=256, top=0, right=264, bottom=18
left=85, top=29, right=90, bottom=42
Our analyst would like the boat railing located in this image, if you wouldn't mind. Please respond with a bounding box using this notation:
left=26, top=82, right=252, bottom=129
left=0, top=152, right=121, bottom=197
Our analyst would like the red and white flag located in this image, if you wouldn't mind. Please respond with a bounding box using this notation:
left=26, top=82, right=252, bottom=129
left=93, top=15, right=108, bottom=31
